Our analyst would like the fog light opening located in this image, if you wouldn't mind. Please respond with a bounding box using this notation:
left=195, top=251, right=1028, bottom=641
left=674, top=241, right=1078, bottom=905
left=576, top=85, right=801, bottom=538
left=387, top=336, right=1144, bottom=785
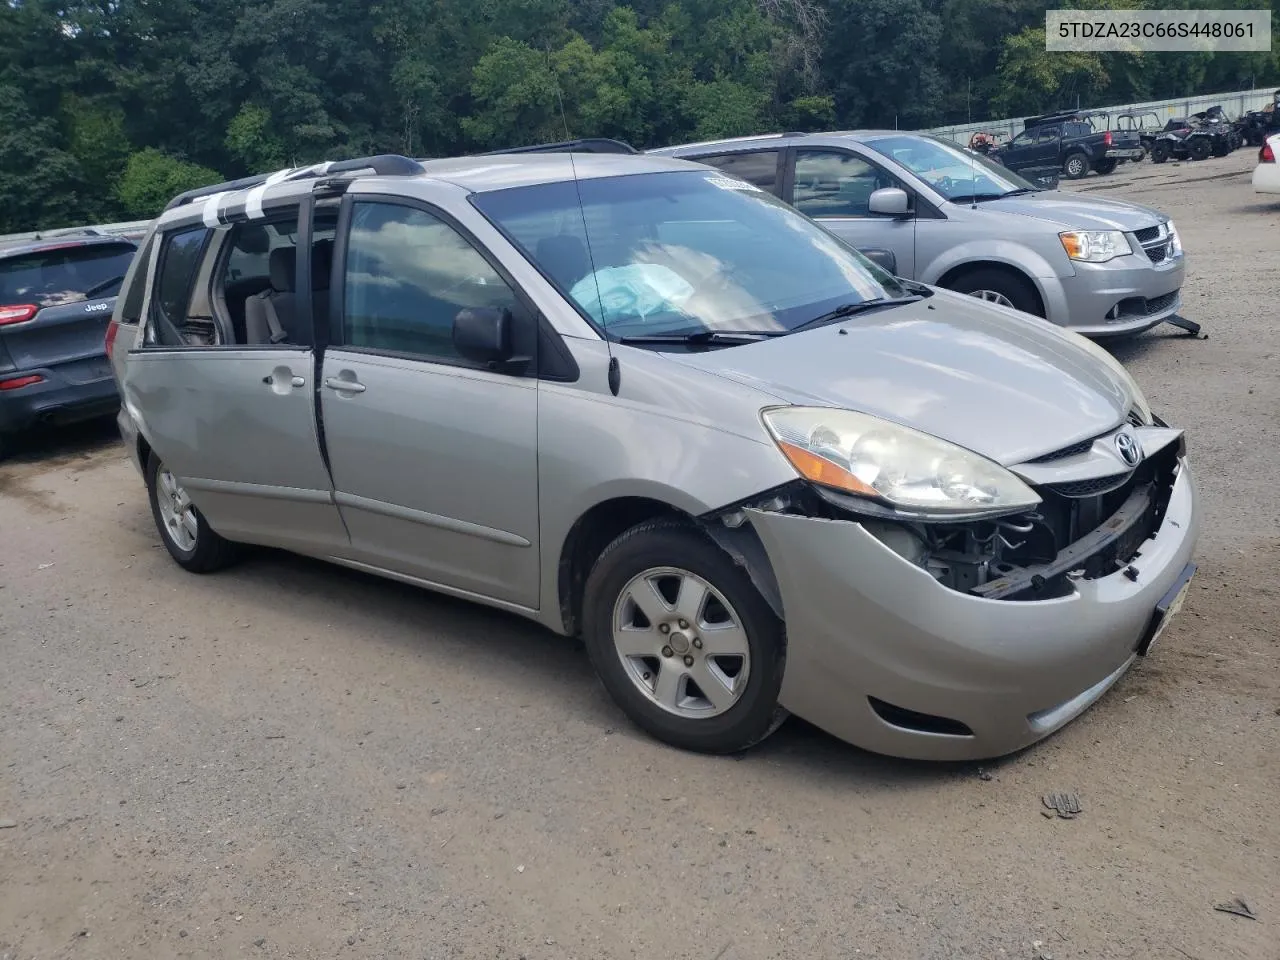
left=868, top=697, right=974, bottom=737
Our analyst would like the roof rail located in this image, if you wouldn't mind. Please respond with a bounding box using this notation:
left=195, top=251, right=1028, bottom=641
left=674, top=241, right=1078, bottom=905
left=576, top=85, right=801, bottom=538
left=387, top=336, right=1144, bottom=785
left=483, top=137, right=638, bottom=156
left=163, top=154, right=425, bottom=212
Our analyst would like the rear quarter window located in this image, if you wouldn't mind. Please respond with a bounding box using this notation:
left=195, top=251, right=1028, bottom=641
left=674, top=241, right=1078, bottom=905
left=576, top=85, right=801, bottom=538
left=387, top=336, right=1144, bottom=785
left=0, top=242, right=137, bottom=308
left=153, top=227, right=210, bottom=327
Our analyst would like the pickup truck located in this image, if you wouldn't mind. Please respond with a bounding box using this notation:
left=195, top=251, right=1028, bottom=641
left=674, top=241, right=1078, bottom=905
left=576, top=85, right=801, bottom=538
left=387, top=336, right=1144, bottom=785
left=993, top=114, right=1144, bottom=180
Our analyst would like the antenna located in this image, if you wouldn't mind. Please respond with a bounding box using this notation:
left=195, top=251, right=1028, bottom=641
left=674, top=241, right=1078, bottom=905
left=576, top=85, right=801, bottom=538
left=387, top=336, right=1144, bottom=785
left=969, top=138, right=979, bottom=210
left=546, top=46, right=619, bottom=396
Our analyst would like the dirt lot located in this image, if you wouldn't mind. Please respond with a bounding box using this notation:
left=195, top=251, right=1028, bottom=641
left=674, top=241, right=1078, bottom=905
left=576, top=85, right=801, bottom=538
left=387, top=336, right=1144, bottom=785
left=2, top=149, right=1278, bottom=960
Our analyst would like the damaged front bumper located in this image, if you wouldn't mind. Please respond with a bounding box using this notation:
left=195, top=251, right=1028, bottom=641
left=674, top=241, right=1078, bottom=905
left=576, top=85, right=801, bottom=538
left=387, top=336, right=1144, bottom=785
left=745, top=457, right=1199, bottom=761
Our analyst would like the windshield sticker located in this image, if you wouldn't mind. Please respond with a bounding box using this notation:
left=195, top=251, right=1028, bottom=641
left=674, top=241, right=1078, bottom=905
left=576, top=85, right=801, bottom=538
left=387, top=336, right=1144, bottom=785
left=704, top=175, right=761, bottom=192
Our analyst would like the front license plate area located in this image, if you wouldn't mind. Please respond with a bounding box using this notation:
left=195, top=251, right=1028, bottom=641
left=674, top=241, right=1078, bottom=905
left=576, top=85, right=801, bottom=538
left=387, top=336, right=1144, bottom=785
left=1137, top=562, right=1196, bottom=656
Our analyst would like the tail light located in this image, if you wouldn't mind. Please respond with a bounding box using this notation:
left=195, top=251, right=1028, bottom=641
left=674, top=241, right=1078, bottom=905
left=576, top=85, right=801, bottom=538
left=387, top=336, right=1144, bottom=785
left=0, top=304, right=38, bottom=326
left=1103, top=130, right=1113, bottom=146
left=105, top=319, right=120, bottom=360
left=0, top=374, right=43, bottom=391
left=1262, top=141, right=1276, bottom=163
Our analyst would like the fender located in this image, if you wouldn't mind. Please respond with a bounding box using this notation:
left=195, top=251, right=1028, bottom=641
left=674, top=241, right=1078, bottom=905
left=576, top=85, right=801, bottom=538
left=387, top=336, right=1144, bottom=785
left=920, top=240, right=1072, bottom=326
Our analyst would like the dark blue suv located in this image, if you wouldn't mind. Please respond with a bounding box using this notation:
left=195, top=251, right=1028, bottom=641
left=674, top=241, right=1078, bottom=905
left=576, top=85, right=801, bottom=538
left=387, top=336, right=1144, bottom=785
left=0, top=234, right=138, bottom=456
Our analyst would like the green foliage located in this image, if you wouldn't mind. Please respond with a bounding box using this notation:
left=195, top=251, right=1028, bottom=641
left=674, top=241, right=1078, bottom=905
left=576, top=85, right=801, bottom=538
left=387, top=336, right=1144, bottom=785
left=116, top=149, right=223, bottom=219
left=1, top=0, right=1278, bottom=232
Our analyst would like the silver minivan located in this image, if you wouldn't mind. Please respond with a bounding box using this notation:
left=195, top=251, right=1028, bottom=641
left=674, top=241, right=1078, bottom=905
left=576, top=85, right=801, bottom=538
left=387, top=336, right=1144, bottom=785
left=650, top=132, right=1186, bottom=337
left=108, top=152, right=1199, bottom=760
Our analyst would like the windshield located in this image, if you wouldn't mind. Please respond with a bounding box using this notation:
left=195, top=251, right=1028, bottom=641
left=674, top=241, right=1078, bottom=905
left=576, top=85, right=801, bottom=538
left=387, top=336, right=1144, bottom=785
left=864, top=135, right=1039, bottom=202
left=470, top=170, right=904, bottom=340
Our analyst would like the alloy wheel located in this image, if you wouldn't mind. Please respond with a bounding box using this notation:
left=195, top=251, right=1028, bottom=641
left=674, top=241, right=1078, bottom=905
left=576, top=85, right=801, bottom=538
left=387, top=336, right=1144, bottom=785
left=611, top=566, right=750, bottom=719
left=156, top=467, right=198, bottom=552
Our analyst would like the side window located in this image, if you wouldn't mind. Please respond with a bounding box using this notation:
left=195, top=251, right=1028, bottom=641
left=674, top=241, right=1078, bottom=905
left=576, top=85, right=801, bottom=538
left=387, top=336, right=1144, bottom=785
left=696, top=151, right=780, bottom=193
left=150, top=227, right=209, bottom=344
left=1036, top=126, right=1062, bottom=145
left=792, top=150, right=901, bottom=218
left=1009, top=130, right=1035, bottom=149
left=118, top=235, right=154, bottom=325
left=342, top=202, right=522, bottom=363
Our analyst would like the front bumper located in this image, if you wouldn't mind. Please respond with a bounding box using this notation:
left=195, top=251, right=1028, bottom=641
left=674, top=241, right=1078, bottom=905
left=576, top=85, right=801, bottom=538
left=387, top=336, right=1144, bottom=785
left=1041, top=249, right=1186, bottom=337
left=747, top=458, right=1199, bottom=761
left=0, top=366, right=119, bottom=435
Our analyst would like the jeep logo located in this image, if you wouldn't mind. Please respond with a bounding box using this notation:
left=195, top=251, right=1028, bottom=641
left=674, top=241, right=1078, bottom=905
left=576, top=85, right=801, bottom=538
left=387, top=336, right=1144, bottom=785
left=84, top=302, right=111, bottom=313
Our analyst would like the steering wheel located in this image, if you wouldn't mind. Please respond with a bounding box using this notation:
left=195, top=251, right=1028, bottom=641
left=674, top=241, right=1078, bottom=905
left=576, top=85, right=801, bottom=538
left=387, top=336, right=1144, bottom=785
left=937, top=175, right=955, bottom=194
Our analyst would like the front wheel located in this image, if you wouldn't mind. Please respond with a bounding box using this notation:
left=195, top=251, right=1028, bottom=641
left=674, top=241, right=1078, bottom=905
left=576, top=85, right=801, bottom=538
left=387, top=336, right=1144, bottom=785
left=146, top=454, right=240, bottom=572
left=1150, top=141, right=1171, bottom=163
left=1188, top=137, right=1212, bottom=161
left=582, top=521, right=787, bottom=754
left=946, top=267, right=1043, bottom=317
left=1063, top=153, right=1091, bottom=179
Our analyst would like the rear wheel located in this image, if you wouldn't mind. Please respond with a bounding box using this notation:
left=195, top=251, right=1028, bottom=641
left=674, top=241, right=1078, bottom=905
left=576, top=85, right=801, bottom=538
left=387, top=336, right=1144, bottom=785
left=946, top=267, right=1043, bottom=317
left=146, top=453, right=240, bottom=572
left=1063, top=153, right=1090, bottom=179
left=1188, top=137, right=1212, bottom=161
left=1150, top=141, right=1171, bottom=163
left=1094, top=158, right=1118, bottom=175
left=582, top=520, right=787, bottom=754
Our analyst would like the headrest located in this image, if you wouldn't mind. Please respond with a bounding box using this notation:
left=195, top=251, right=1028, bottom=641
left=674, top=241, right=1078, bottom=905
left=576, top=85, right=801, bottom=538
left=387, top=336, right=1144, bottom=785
left=268, top=247, right=295, bottom=293
left=237, top=224, right=271, bottom=255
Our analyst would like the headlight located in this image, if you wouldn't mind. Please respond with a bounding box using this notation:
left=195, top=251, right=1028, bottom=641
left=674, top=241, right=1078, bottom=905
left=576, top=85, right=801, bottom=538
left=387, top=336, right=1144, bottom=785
left=1166, top=220, right=1182, bottom=257
left=762, top=407, right=1041, bottom=519
left=1059, top=230, right=1130, bottom=263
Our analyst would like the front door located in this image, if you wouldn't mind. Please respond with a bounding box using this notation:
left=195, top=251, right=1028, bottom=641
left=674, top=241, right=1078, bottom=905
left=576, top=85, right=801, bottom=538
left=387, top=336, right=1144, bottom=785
left=122, top=216, right=347, bottom=554
left=787, top=148, right=917, bottom=278
left=320, top=198, right=540, bottom=609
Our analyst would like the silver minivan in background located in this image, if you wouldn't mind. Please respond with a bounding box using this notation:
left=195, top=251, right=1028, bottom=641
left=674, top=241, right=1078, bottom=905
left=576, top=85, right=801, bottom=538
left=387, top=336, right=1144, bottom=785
left=650, top=132, right=1186, bottom=337
left=108, top=152, right=1199, bottom=761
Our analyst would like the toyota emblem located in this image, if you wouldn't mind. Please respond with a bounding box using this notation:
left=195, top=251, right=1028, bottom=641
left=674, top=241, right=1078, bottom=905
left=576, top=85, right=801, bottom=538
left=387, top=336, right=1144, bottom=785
left=1114, top=432, right=1141, bottom=466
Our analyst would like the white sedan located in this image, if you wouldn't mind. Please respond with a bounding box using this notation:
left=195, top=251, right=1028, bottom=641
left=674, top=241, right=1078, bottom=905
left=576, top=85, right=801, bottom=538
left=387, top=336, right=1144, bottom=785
left=1254, top=133, right=1280, bottom=194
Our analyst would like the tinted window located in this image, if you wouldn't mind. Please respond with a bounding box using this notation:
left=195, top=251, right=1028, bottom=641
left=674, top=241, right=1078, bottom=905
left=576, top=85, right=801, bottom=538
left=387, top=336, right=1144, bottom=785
left=1009, top=130, right=1035, bottom=148
left=695, top=151, right=780, bottom=192
left=793, top=150, right=902, bottom=218
left=154, top=228, right=209, bottom=326
left=0, top=243, right=137, bottom=308
left=117, top=235, right=154, bottom=324
left=473, top=171, right=899, bottom=340
left=343, top=202, right=521, bottom=361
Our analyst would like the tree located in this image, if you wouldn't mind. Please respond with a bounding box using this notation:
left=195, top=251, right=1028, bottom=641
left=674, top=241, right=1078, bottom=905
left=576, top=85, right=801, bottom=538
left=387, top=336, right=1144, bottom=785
left=116, top=149, right=222, bottom=219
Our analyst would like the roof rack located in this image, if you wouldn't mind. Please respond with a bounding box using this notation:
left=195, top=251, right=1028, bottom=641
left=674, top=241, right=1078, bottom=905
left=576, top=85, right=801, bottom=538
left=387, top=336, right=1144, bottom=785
left=483, top=137, right=639, bottom=156
left=163, top=154, right=425, bottom=212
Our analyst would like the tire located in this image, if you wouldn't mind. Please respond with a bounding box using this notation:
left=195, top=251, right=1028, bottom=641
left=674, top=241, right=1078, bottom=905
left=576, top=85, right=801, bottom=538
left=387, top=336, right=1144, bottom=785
left=146, top=453, right=240, bottom=573
left=1150, top=141, right=1170, bottom=164
left=1094, top=158, right=1117, bottom=175
left=945, top=267, right=1043, bottom=317
left=1188, top=137, right=1211, bottom=161
left=582, top=519, right=788, bottom=754
left=1063, top=152, right=1090, bottom=179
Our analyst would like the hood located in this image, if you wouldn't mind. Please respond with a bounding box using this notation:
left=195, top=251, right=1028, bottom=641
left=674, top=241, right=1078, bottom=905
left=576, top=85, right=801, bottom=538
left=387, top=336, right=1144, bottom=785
left=666, top=290, right=1137, bottom=466
left=977, top=190, right=1166, bottom=231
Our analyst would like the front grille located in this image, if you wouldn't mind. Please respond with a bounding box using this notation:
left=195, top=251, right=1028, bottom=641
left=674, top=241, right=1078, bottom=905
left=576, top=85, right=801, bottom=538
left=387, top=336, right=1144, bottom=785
left=1127, top=408, right=1146, bottom=427
left=1145, top=242, right=1169, bottom=263
left=1046, top=473, right=1134, bottom=498
left=1133, top=225, right=1161, bottom=243
left=1107, top=289, right=1180, bottom=322
left=1028, top=435, right=1097, bottom=463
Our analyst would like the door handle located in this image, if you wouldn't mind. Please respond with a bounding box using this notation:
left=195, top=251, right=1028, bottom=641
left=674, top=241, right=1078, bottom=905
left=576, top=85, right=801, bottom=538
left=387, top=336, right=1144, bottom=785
left=263, top=367, right=306, bottom=392
left=324, top=376, right=366, bottom=394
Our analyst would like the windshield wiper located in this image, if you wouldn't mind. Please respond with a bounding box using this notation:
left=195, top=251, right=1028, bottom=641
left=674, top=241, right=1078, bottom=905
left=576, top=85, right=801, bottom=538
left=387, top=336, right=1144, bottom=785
left=951, top=188, right=1038, bottom=203
left=82, top=274, right=126, bottom=299
left=791, top=296, right=924, bottom=333
left=617, top=330, right=786, bottom=346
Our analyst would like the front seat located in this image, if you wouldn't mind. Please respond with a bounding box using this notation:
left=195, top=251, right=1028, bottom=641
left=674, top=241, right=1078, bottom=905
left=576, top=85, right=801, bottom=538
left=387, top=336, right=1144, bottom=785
left=244, top=247, right=298, bottom=344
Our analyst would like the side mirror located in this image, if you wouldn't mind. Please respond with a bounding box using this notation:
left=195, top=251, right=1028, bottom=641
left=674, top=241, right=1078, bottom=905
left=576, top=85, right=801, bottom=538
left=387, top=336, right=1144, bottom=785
left=453, top=306, right=513, bottom=365
left=857, top=247, right=897, bottom=276
left=868, top=187, right=910, bottom=217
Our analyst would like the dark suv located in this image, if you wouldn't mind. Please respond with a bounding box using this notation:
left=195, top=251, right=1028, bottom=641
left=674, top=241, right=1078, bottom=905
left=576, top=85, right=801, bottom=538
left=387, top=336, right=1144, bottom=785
left=0, top=234, right=138, bottom=455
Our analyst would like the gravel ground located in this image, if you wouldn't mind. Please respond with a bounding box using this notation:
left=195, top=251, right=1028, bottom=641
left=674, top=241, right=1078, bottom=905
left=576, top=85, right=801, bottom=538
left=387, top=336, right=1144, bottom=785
left=2, top=148, right=1277, bottom=960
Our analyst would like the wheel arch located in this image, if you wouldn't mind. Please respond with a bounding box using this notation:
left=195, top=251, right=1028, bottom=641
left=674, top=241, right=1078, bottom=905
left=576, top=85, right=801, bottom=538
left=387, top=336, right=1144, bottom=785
left=554, top=493, right=787, bottom=638
left=934, top=259, right=1048, bottom=317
